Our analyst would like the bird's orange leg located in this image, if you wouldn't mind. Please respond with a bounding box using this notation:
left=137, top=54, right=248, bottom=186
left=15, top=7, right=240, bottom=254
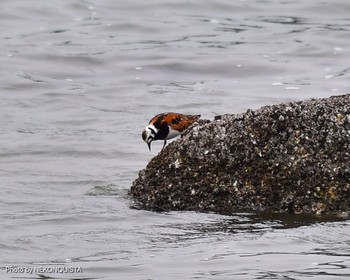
left=161, top=140, right=167, bottom=152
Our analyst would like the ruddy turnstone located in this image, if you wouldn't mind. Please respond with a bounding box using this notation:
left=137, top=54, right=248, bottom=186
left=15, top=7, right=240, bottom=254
left=142, top=112, right=201, bottom=151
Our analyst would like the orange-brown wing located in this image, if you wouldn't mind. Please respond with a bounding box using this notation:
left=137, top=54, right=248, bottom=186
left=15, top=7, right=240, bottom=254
left=148, top=113, right=167, bottom=125
left=161, top=113, right=200, bottom=132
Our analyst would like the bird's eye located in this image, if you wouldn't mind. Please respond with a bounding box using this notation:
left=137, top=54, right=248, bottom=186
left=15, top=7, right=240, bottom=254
left=149, top=127, right=156, bottom=135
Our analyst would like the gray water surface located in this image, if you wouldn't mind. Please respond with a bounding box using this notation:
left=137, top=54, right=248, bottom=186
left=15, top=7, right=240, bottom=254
left=1, top=0, right=350, bottom=279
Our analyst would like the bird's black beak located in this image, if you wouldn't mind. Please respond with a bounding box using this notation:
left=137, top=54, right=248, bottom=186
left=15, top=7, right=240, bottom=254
left=147, top=142, right=151, bottom=151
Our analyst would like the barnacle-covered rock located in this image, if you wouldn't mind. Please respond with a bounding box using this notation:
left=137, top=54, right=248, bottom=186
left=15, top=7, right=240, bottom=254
left=130, top=94, right=350, bottom=217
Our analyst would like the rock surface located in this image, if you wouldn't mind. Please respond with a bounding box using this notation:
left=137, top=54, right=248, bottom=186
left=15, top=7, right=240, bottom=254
left=130, top=94, right=350, bottom=216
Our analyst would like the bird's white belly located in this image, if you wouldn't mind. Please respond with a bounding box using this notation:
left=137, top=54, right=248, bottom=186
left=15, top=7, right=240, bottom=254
left=166, top=126, right=181, bottom=140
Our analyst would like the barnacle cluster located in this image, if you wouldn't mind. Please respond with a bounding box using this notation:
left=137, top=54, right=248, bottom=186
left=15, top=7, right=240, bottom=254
left=130, top=94, right=350, bottom=217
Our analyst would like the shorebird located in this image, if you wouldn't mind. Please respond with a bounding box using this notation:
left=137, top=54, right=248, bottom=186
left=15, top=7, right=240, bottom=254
left=142, top=112, right=200, bottom=151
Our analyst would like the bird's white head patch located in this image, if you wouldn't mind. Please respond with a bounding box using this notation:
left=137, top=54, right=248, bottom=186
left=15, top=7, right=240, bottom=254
left=142, top=124, right=158, bottom=150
